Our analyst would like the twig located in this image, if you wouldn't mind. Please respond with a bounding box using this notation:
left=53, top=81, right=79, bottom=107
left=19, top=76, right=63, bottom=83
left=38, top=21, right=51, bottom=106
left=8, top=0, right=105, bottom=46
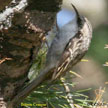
left=0, top=58, right=12, bottom=64
left=93, top=87, right=105, bottom=106
left=60, top=78, right=75, bottom=108
left=104, top=44, right=108, bottom=49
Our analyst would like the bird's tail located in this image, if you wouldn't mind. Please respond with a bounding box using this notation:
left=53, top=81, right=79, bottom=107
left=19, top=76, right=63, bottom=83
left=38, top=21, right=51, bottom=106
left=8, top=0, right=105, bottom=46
left=11, top=67, right=52, bottom=104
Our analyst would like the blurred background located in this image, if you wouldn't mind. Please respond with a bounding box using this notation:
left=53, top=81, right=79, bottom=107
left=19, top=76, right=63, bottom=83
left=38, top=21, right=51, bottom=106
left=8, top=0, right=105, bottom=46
left=61, top=0, right=108, bottom=101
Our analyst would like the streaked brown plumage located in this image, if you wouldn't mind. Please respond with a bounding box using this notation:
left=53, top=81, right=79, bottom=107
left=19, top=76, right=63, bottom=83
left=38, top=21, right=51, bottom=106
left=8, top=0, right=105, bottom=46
left=51, top=4, right=92, bottom=80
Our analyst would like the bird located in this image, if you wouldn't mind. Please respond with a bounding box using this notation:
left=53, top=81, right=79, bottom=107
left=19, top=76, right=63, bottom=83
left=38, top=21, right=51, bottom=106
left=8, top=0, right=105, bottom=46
left=45, top=4, right=92, bottom=81
left=26, top=3, right=92, bottom=88
left=11, top=4, right=92, bottom=102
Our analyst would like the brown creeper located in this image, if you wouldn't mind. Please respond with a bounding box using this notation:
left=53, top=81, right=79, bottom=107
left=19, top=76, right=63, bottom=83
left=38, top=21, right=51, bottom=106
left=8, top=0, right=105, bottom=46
left=46, top=4, right=92, bottom=81
left=10, top=5, right=92, bottom=101
left=29, top=4, right=92, bottom=84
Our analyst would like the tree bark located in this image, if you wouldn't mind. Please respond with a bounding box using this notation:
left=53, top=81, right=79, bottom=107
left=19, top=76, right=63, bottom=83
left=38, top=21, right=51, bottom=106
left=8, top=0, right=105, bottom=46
left=0, top=0, right=62, bottom=107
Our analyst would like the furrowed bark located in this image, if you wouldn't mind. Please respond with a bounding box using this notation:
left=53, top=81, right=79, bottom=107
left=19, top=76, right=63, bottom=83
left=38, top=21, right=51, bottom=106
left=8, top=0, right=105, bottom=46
left=0, top=0, right=62, bottom=107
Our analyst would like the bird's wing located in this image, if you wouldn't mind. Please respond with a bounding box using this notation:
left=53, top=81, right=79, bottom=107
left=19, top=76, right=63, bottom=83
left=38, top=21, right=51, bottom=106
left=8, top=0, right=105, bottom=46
left=52, top=18, right=92, bottom=80
left=51, top=31, right=83, bottom=80
left=51, top=4, right=85, bottom=80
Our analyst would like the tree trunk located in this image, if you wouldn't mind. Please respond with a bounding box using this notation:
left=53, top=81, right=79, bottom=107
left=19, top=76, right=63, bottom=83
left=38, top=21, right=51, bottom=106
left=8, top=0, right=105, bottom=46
left=0, top=0, right=62, bottom=107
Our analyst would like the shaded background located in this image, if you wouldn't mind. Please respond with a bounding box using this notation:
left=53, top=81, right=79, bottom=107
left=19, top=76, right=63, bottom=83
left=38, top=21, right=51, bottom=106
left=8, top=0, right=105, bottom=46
left=61, top=0, right=108, bottom=101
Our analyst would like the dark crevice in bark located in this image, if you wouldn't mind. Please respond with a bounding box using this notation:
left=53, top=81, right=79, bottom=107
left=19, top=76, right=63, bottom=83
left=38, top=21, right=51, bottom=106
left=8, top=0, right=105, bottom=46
left=27, top=0, right=62, bottom=12
left=0, top=0, right=12, bottom=11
